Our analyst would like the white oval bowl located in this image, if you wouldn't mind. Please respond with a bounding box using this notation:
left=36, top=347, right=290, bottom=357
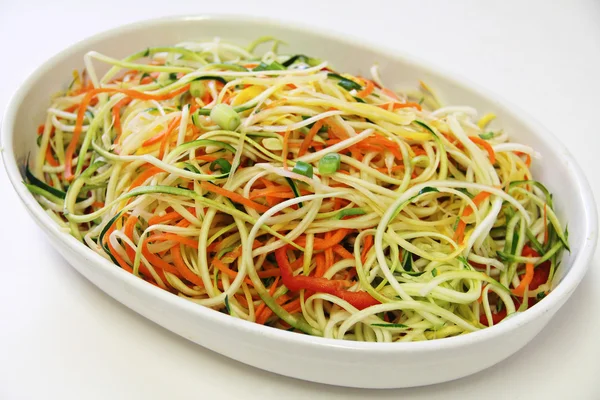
left=2, top=15, right=597, bottom=389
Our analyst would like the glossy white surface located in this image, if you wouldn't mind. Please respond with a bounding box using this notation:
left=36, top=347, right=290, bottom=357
left=1, top=0, right=600, bottom=398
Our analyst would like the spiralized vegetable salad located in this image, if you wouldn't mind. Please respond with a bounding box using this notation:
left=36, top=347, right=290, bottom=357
left=27, top=37, right=568, bottom=342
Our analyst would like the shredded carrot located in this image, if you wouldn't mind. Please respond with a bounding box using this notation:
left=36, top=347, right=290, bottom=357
left=221, top=240, right=263, bottom=260
left=333, top=244, right=353, bottom=260
left=123, top=215, right=139, bottom=261
left=112, top=97, right=132, bottom=142
left=453, top=220, right=467, bottom=245
left=295, top=229, right=349, bottom=250
left=315, top=253, right=326, bottom=278
left=512, top=263, right=535, bottom=297
left=326, top=119, right=349, bottom=139
left=200, top=181, right=270, bottom=213
left=171, top=245, right=205, bottom=287
left=107, top=238, right=133, bottom=273
left=282, top=297, right=303, bottom=314
left=212, top=258, right=254, bottom=286
left=376, top=165, right=406, bottom=173
left=141, top=241, right=181, bottom=277
left=323, top=247, right=334, bottom=277
left=158, top=116, right=183, bottom=159
left=282, top=128, right=291, bottom=170
left=463, top=192, right=492, bottom=217
left=298, top=119, right=324, bottom=157
left=129, top=166, right=164, bottom=189
left=376, top=101, right=422, bottom=111
left=195, top=155, right=218, bottom=162
left=256, top=294, right=291, bottom=325
left=356, top=79, right=375, bottom=98
left=469, top=136, right=496, bottom=164
left=254, top=276, right=280, bottom=323
left=453, top=191, right=492, bottom=243
left=410, top=145, right=427, bottom=157
left=147, top=210, right=181, bottom=225
left=249, top=186, right=294, bottom=199
left=256, top=178, right=279, bottom=207
left=45, top=146, right=59, bottom=167
left=146, top=233, right=199, bottom=249
left=362, top=235, right=373, bottom=263
left=235, top=294, right=249, bottom=308
left=515, top=151, right=532, bottom=168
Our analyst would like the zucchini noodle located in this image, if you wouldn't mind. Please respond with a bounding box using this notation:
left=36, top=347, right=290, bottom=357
left=26, top=37, right=568, bottom=342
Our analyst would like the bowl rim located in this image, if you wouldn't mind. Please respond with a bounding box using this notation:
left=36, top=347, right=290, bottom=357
left=2, top=13, right=597, bottom=354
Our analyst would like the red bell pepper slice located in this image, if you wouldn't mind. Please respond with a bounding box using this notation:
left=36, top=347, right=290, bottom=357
left=275, top=246, right=379, bottom=310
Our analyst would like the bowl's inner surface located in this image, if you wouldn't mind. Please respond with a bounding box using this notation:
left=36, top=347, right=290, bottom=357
left=8, top=16, right=587, bottom=318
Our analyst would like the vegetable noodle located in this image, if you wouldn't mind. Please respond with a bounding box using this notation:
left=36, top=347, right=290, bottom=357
left=27, top=37, right=569, bottom=342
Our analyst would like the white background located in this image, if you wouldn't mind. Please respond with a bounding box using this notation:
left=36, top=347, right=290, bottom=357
left=1, top=0, right=599, bottom=399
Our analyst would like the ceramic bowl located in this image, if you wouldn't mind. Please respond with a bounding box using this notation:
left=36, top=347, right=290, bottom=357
left=2, top=15, right=597, bottom=388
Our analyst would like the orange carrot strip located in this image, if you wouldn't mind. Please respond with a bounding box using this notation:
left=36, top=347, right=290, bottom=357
left=326, top=119, right=349, bottom=139
left=221, top=240, right=263, bottom=260
left=157, top=116, right=183, bottom=159
left=141, top=241, right=181, bottom=276
left=249, top=186, right=294, bottom=199
left=282, top=128, right=291, bottom=170
left=104, top=223, right=160, bottom=282
left=146, top=233, right=199, bottom=249
left=129, top=167, right=164, bottom=190
left=195, top=155, right=218, bottom=162
left=107, top=239, right=133, bottom=273
left=112, top=97, right=132, bottom=142
left=256, top=269, right=281, bottom=278
left=511, top=263, right=535, bottom=297
left=123, top=215, right=139, bottom=262
left=295, top=229, right=349, bottom=250
left=255, top=276, right=280, bottom=323
left=256, top=294, right=292, bottom=325
left=324, top=247, right=334, bottom=272
left=463, top=192, right=492, bottom=217
left=453, top=191, right=492, bottom=243
left=200, top=181, right=270, bottom=213
left=298, top=119, right=324, bottom=157
left=376, top=102, right=422, bottom=111
left=313, top=253, right=325, bottom=278
left=453, top=220, right=467, bottom=244
left=212, top=258, right=254, bottom=286
left=333, top=245, right=354, bottom=260
left=170, top=245, right=205, bottom=287
left=356, top=79, right=375, bottom=98
left=45, top=146, right=59, bottom=166
left=147, top=210, right=181, bottom=225
left=375, top=165, right=406, bottom=173
left=469, top=136, right=496, bottom=164
left=282, top=298, right=303, bottom=315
